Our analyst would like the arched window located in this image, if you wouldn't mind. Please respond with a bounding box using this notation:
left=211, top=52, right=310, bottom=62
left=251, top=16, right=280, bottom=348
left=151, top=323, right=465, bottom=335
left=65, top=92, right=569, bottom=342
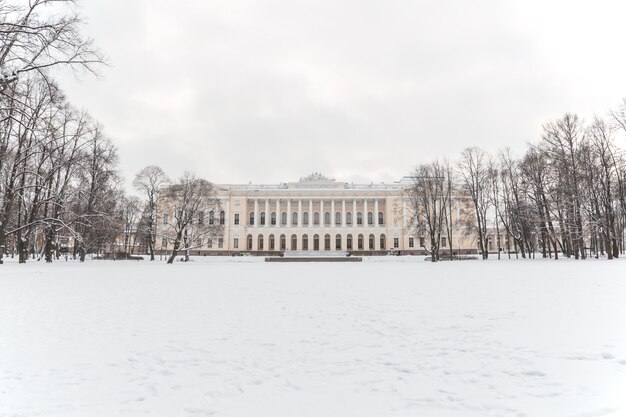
left=281, top=212, right=288, bottom=226
left=357, top=212, right=363, bottom=226
left=380, top=234, right=386, bottom=250
left=314, top=212, right=320, bottom=225
left=292, top=212, right=298, bottom=226
left=335, top=211, right=341, bottom=225
left=335, top=234, right=342, bottom=250
left=269, top=234, right=275, bottom=250
left=303, top=212, right=309, bottom=226
left=302, top=234, right=309, bottom=250
left=324, top=212, right=331, bottom=226
left=367, top=212, right=373, bottom=226
left=219, top=210, right=225, bottom=225
left=346, top=212, right=352, bottom=225
left=258, top=234, right=264, bottom=250
left=249, top=212, right=254, bottom=226
left=378, top=211, right=384, bottom=225
left=369, top=234, right=375, bottom=250
left=291, top=234, right=298, bottom=250
left=247, top=234, right=253, bottom=250
left=209, top=210, right=215, bottom=225
left=347, top=234, right=353, bottom=250
left=313, top=234, right=320, bottom=251
left=260, top=212, right=266, bottom=226
left=324, top=234, right=331, bottom=250
left=280, top=234, right=286, bottom=251
left=358, top=234, right=364, bottom=250
left=270, top=212, right=276, bottom=226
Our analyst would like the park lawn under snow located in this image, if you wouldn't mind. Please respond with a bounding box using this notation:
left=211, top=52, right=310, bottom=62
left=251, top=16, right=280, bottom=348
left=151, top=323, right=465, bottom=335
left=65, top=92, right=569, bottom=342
left=1, top=257, right=625, bottom=417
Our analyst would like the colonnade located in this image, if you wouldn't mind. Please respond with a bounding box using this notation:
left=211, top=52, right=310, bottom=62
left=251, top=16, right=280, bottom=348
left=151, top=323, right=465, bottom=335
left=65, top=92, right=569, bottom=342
left=248, top=198, right=384, bottom=227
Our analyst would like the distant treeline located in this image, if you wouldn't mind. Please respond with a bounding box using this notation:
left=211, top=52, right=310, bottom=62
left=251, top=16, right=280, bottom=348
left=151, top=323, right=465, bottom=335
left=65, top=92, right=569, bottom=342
left=407, top=110, right=626, bottom=262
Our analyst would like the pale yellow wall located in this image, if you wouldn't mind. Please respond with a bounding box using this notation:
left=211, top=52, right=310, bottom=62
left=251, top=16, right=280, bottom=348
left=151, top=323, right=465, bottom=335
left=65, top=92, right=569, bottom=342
left=154, top=180, right=479, bottom=254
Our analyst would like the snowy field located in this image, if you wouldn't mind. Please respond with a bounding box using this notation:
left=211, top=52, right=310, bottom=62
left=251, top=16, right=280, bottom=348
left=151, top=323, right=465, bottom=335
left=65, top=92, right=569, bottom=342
left=1, top=257, right=626, bottom=417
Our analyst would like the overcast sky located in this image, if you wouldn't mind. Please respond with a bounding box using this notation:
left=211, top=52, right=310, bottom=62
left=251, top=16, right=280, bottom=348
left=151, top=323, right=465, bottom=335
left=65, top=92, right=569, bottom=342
left=56, top=0, right=626, bottom=187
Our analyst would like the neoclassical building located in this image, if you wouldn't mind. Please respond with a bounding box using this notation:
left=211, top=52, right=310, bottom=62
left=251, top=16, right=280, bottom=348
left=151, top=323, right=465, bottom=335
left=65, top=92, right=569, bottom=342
left=155, top=174, right=478, bottom=256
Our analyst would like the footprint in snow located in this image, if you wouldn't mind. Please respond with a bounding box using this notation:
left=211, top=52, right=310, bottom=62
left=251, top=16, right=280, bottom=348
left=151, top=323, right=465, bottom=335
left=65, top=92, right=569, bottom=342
left=522, top=370, right=546, bottom=377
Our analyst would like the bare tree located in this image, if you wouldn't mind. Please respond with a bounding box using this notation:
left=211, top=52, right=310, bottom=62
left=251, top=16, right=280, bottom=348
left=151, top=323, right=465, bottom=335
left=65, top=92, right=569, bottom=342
left=133, top=165, right=169, bottom=261
left=458, top=147, right=491, bottom=259
left=161, top=172, right=222, bottom=264
left=584, top=117, right=620, bottom=258
left=0, top=0, right=105, bottom=89
left=69, top=123, right=120, bottom=261
left=487, top=157, right=502, bottom=259
left=540, top=114, right=586, bottom=259
left=407, top=161, right=451, bottom=262
left=120, top=196, right=142, bottom=256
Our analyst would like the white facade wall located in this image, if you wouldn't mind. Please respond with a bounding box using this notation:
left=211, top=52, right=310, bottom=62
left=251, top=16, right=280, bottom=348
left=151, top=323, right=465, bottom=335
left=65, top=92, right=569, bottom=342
left=155, top=178, right=477, bottom=255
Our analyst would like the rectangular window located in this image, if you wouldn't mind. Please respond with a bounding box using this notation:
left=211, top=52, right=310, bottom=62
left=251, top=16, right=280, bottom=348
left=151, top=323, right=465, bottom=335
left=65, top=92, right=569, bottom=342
left=234, top=213, right=239, bottom=225
left=441, top=237, right=447, bottom=247
left=393, top=238, right=399, bottom=248
left=218, top=237, right=224, bottom=249
left=409, top=237, right=414, bottom=248
left=419, top=236, right=425, bottom=247
left=207, top=237, right=213, bottom=248
left=161, top=236, right=168, bottom=247
left=233, top=237, right=239, bottom=249
left=163, top=213, right=168, bottom=225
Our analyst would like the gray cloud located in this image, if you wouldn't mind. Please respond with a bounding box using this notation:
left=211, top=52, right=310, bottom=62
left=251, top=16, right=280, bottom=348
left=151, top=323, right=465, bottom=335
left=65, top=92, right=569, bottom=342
left=56, top=0, right=626, bottom=188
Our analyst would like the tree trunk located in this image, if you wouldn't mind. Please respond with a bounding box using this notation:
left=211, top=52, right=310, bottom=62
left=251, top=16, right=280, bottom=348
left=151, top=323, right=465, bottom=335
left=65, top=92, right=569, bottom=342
left=18, top=235, right=28, bottom=263
left=167, top=232, right=182, bottom=264
left=44, top=227, right=55, bottom=263
left=148, top=233, right=155, bottom=261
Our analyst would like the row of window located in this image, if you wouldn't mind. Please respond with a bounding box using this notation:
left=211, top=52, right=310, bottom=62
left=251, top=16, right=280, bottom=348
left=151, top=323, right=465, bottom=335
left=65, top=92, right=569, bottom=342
left=162, top=234, right=447, bottom=251
left=162, top=211, right=226, bottom=225
left=407, top=236, right=447, bottom=248
left=239, top=233, right=398, bottom=251
left=242, top=211, right=385, bottom=226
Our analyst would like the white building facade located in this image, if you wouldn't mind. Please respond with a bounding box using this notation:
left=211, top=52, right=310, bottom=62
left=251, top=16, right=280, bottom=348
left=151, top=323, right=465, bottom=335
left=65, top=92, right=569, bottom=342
left=155, top=174, right=477, bottom=256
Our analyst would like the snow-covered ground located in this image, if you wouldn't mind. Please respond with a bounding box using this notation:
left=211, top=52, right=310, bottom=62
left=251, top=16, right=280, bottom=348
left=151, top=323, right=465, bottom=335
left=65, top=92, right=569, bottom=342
left=1, top=256, right=625, bottom=417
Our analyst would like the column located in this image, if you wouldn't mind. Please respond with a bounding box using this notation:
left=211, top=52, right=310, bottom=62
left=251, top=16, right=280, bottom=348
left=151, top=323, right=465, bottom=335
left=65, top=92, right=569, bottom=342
left=353, top=199, right=357, bottom=226
left=403, top=198, right=407, bottom=228
left=342, top=199, right=346, bottom=227
left=265, top=199, right=270, bottom=227
left=364, top=199, right=369, bottom=226
left=331, top=199, right=336, bottom=227
left=309, top=199, right=313, bottom=227
left=374, top=199, right=379, bottom=227
left=287, top=199, right=292, bottom=227
left=320, top=199, right=324, bottom=226
left=298, top=199, right=302, bottom=227
left=254, top=199, right=259, bottom=227
left=275, top=198, right=280, bottom=227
